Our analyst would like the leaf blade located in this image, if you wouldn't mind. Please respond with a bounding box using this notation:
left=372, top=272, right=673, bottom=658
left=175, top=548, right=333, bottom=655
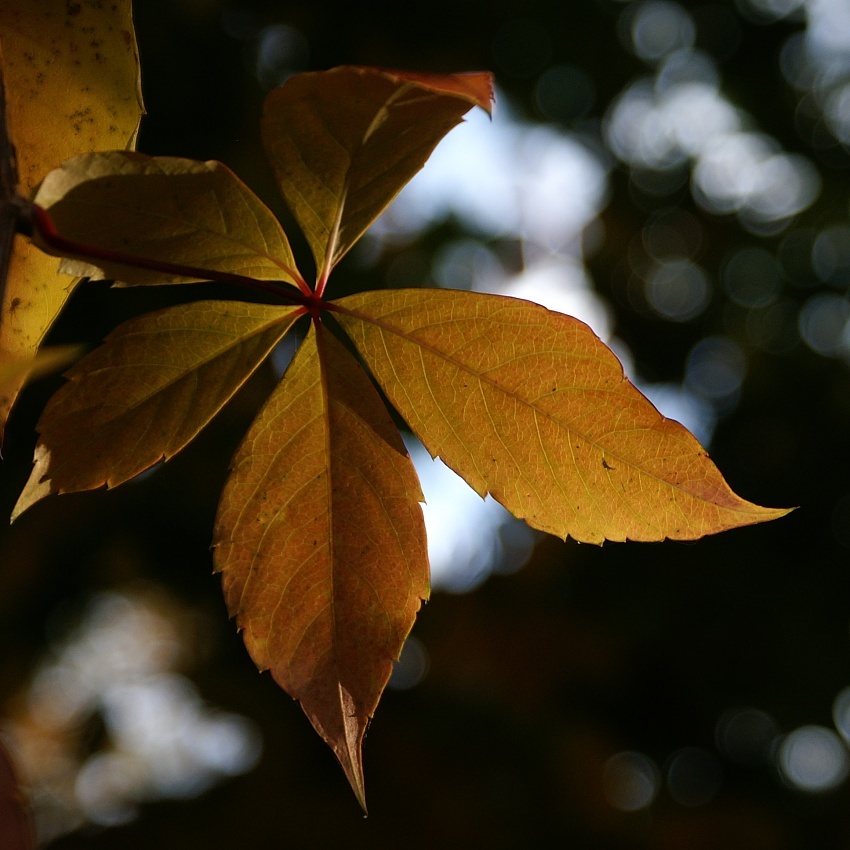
left=0, top=345, right=80, bottom=392
left=13, top=300, right=301, bottom=519
left=32, top=152, right=304, bottom=289
left=333, top=289, right=790, bottom=543
left=213, top=322, right=429, bottom=810
left=0, top=0, right=144, bottom=432
left=261, top=66, right=493, bottom=281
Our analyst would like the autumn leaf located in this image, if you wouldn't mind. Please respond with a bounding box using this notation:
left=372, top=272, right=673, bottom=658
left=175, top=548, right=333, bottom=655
left=12, top=301, right=301, bottom=519
left=262, top=66, right=493, bottom=287
left=333, top=288, right=790, bottom=543
left=0, top=345, right=80, bottom=393
left=12, top=62, right=789, bottom=811
left=31, top=152, right=305, bottom=290
left=213, top=322, right=429, bottom=810
left=0, top=0, right=143, bottom=435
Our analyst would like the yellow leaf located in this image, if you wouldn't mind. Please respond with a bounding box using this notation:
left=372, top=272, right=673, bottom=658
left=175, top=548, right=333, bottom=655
left=262, top=66, right=493, bottom=285
left=0, top=0, right=143, bottom=432
left=333, top=289, right=791, bottom=543
left=12, top=301, right=301, bottom=519
left=32, top=152, right=305, bottom=289
left=213, top=322, right=429, bottom=811
left=0, top=345, right=79, bottom=394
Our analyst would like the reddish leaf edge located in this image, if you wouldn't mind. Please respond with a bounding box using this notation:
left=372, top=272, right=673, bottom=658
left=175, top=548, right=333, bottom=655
left=348, top=66, right=495, bottom=115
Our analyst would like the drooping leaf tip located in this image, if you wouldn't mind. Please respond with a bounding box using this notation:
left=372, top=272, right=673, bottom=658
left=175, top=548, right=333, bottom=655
left=346, top=65, right=495, bottom=115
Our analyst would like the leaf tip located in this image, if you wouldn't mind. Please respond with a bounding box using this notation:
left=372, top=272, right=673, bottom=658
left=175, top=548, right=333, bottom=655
left=11, top=444, right=53, bottom=523
left=335, top=684, right=369, bottom=813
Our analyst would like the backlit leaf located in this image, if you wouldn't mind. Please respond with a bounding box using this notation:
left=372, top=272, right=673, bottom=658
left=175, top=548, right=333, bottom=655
left=32, top=151, right=304, bottom=289
left=214, top=323, right=429, bottom=811
left=12, top=301, right=301, bottom=519
left=333, top=289, right=790, bottom=543
left=0, top=345, right=80, bottom=392
left=262, top=66, right=493, bottom=283
left=0, top=0, right=143, bottom=433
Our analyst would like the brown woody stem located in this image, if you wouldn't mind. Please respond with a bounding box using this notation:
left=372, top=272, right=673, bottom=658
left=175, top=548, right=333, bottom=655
left=0, top=60, right=22, bottom=319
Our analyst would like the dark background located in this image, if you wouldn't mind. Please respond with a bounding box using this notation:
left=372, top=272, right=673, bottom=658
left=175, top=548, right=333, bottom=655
left=2, top=0, right=850, bottom=847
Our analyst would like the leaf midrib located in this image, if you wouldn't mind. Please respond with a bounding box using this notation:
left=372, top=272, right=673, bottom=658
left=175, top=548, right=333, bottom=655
left=68, top=196, right=298, bottom=280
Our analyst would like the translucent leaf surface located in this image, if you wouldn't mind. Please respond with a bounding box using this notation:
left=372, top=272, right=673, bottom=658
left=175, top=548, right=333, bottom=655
left=262, top=66, right=493, bottom=283
left=32, top=152, right=303, bottom=288
left=13, top=301, right=301, bottom=519
left=214, top=323, right=429, bottom=810
left=334, top=289, right=790, bottom=543
left=0, top=345, right=79, bottom=392
left=0, top=0, right=143, bottom=432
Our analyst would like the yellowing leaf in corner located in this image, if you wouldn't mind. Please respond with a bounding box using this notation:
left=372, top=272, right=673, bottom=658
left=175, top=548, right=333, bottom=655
left=333, top=288, right=790, bottom=544
left=214, top=323, right=429, bottom=811
left=262, top=66, right=493, bottom=285
left=13, top=301, right=301, bottom=519
left=0, top=0, right=144, bottom=435
left=0, top=345, right=79, bottom=393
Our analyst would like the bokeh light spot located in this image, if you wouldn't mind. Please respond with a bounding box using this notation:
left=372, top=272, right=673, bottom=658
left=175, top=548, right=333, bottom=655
left=832, top=687, right=850, bottom=742
left=603, top=751, right=661, bottom=812
left=646, top=259, right=711, bottom=321
left=798, top=293, right=850, bottom=356
left=716, top=707, right=779, bottom=766
left=388, top=636, right=430, bottom=691
left=812, top=225, right=850, bottom=286
left=254, top=24, right=309, bottom=89
left=740, top=0, right=805, bottom=22
left=629, top=1, right=695, bottom=62
left=685, top=336, right=746, bottom=402
left=777, top=726, right=849, bottom=793
left=432, top=240, right=504, bottom=292
left=666, top=747, right=723, bottom=806
left=723, top=246, right=782, bottom=308
left=4, top=589, right=262, bottom=844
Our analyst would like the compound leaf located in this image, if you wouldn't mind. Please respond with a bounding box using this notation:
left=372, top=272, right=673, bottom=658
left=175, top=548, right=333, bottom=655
left=262, top=66, right=493, bottom=283
left=0, top=0, right=143, bottom=434
left=333, top=288, right=790, bottom=544
left=32, top=152, right=303, bottom=288
left=13, top=300, right=301, bottom=519
left=214, top=322, right=429, bottom=811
